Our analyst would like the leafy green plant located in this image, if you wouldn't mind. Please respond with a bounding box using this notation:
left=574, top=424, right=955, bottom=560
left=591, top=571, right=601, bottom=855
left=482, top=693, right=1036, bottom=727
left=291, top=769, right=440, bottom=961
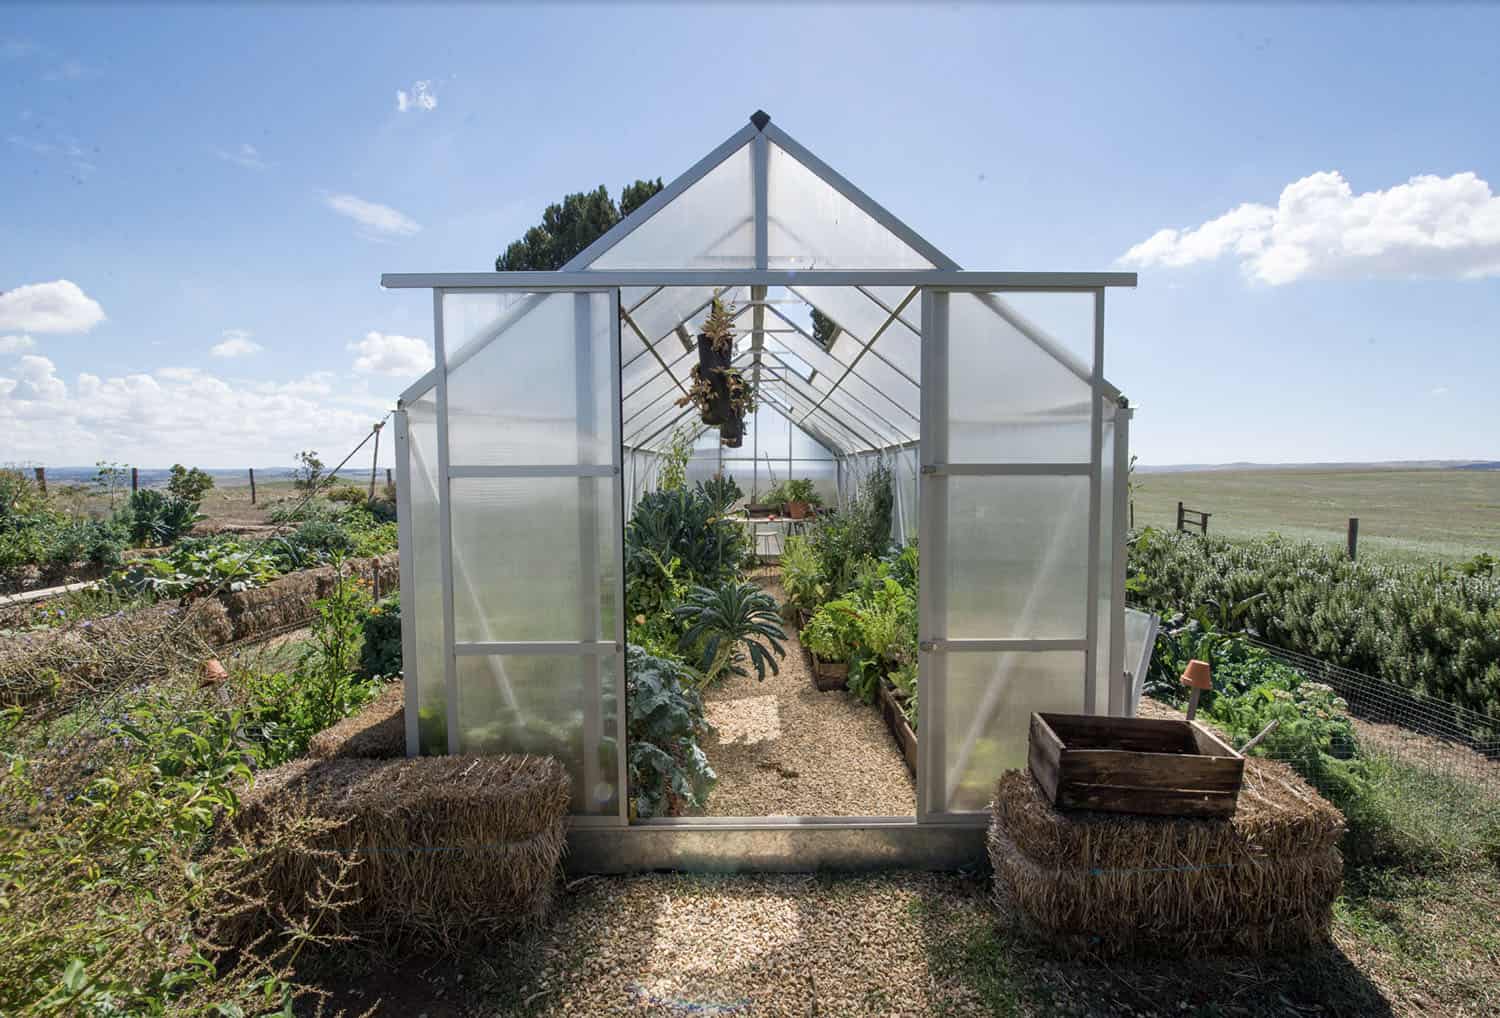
left=109, top=535, right=282, bottom=597
left=779, top=535, right=828, bottom=617
left=890, top=659, right=919, bottom=728
left=802, top=597, right=863, bottom=662
left=674, top=581, right=787, bottom=683
left=782, top=477, right=822, bottom=506
left=697, top=473, right=743, bottom=514
left=626, top=644, right=715, bottom=817
left=295, top=564, right=374, bottom=731
left=657, top=424, right=696, bottom=493
left=625, top=486, right=744, bottom=596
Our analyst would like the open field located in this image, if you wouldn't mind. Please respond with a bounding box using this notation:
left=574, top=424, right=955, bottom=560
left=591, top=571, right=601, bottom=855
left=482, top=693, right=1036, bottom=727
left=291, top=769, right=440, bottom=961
left=1131, top=468, right=1500, bottom=562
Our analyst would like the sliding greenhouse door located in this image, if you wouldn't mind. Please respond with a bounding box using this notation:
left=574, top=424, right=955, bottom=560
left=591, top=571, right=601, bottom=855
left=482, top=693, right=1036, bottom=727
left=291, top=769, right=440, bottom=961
left=918, top=289, right=1101, bottom=816
left=433, top=288, right=625, bottom=821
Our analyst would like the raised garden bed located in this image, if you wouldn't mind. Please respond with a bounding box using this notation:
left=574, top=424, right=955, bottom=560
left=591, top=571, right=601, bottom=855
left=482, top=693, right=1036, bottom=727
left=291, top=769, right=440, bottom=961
left=878, top=680, right=917, bottom=777
left=1028, top=712, right=1244, bottom=818
left=808, top=649, right=848, bottom=692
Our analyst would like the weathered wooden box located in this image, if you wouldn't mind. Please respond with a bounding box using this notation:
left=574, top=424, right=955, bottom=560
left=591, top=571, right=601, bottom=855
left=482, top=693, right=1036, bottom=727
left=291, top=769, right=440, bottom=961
left=1027, top=712, right=1244, bottom=818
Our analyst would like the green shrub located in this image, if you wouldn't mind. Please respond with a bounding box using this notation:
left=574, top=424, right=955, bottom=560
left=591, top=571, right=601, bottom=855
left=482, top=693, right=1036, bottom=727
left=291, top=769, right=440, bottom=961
left=166, top=463, right=215, bottom=502
left=0, top=469, right=128, bottom=581
left=811, top=463, right=893, bottom=594
left=293, top=518, right=356, bottom=556
left=1130, top=528, right=1500, bottom=724
left=326, top=484, right=370, bottom=504
left=359, top=594, right=403, bottom=679
left=782, top=477, right=822, bottom=506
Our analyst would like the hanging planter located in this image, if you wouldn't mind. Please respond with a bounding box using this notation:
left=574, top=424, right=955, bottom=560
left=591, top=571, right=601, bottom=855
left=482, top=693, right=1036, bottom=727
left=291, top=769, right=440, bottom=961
left=676, top=293, right=756, bottom=439
left=720, top=412, right=744, bottom=448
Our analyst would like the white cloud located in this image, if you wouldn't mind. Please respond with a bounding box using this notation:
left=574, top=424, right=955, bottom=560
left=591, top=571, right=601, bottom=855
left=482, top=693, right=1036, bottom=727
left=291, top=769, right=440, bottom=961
left=396, top=80, right=437, bottom=113
left=1119, top=171, right=1500, bottom=284
left=0, top=280, right=105, bottom=333
left=348, top=331, right=433, bottom=377
left=0, top=334, right=35, bottom=354
left=1430, top=386, right=1450, bottom=397
left=324, top=193, right=421, bottom=239
left=0, top=361, right=395, bottom=466
left=216, top=142, right=267, bottom=170
left=210, top=329, right=263, bottom=358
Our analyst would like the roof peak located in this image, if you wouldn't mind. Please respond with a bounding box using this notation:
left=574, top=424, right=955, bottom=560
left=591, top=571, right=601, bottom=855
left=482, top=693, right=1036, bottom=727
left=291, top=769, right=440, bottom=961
left=750, top=110, right=771, bottom=131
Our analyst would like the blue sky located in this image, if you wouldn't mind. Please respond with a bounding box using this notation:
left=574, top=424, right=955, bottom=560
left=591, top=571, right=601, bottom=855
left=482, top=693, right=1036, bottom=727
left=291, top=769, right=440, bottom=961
left=2, top=3, right=1497, bottom=468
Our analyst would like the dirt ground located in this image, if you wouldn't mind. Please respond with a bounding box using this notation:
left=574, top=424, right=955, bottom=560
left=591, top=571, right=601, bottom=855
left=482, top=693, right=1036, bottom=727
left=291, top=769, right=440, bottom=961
left=694, top=570, right=915, bottom=817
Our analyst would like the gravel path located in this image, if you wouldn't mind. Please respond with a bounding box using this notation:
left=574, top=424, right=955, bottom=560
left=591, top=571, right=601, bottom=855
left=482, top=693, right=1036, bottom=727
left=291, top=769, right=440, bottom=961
left=694, top=569, right=915, bottom=817
left=485, top=872, right=1000, bottom=1018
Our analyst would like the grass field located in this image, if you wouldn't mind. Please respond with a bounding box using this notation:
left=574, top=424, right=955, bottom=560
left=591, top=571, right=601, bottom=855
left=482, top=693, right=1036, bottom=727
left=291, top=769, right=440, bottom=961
left=1131, top=468, right=1500, bottom=563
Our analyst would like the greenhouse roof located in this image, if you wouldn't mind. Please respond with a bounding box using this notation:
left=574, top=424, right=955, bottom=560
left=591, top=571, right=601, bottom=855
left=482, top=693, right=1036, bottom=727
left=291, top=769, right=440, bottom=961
left=394, top=112, right=1131, bottom=457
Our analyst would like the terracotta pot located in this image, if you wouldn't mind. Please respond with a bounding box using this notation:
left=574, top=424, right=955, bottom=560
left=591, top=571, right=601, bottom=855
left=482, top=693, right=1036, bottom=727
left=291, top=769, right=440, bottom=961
left=199, top=657, right=229, bottom=687
left=786, top=500, right=809, bottom=519
left=1180, top=658, right=1213, bottom=690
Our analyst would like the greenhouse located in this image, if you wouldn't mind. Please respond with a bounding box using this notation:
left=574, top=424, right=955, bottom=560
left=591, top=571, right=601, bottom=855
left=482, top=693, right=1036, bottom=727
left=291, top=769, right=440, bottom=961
left=387, top=111, right=1138, bottom=869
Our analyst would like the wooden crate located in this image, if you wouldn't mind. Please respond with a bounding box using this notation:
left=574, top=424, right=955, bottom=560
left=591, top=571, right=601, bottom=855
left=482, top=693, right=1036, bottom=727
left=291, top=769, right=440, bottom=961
left=1028, top=712, right=1244, bottom=818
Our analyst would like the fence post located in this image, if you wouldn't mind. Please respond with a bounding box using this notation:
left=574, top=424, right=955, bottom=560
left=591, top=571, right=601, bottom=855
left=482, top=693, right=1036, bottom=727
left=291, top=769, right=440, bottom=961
left=34, top=466, right=46, bottom=493
left=1347, top=517, right=1359, bottom=560
left=248, top=467, right=256, bottom=505
left=1176, top=500, right=1185, bottom=533
left=368, top=422, right=383, bottom=499
left=386, top=467, right=393, bottom=490
left=131, top=467, right=139, bottom=493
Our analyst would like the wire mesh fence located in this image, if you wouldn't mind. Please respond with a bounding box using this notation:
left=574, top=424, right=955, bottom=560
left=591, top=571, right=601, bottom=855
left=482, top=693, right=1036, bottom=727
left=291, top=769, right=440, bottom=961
left=1244, top=636, right=1500, bottom=801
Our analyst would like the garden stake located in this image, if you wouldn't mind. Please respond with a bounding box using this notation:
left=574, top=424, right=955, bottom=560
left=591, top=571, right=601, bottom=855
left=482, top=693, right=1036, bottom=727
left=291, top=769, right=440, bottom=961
left=1181, top=659, right=1212, bottom=720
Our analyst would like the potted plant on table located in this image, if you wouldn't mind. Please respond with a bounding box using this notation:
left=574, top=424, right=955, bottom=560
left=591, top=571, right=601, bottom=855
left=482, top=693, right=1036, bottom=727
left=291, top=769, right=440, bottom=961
left=781, top=478, right=821, bottom=520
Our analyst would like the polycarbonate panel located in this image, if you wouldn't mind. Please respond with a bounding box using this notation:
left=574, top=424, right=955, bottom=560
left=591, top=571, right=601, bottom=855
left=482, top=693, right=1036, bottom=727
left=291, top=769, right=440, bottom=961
left=592, top=143, right=755, bottom=268
left=992, top=291, right=1096, bottom=374
left=946, top=291, right=1093, bottom=464
left=766, top=142, right=935, bottom=269
left=941, top=476, right=1089, bottom=639
left=942, top=652, right=1086, bottom=811
left=442, top=290, right=537, bottom=364
left=445, top=292, right=613, bottom=465
left=1124, top=608, right=1157, bottom=714
left=629, top=286, right=748, bottom=351
left=449, top=477, right=617, bottom=643
left=794, top=285, right=922, bottom=360
left=406, top=395, right=449, bottom=754
left=456, top=654, right=619, bottom=816
left=790, top=423, right=835, bottom=459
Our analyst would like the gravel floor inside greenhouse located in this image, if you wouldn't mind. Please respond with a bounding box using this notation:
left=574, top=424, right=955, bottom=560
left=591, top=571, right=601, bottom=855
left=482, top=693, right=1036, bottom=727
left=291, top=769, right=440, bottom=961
left=692, top=569, right=915, bottom=817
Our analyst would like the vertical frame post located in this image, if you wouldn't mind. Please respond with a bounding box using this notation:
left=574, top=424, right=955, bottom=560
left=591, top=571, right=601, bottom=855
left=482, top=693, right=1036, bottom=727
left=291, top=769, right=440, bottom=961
left=917, top=289, right=948, bottom=819
left=1108, top=403, right=1131, bottom=715
left=1083, top=289, right=1104, bottom=715
left=610, top=290, right=628, bottom=823
left=394, top=407, right=420, bottom=756
left=433, top=289, right=461, bottom=755
left=574, top=294, right=604, bottom=812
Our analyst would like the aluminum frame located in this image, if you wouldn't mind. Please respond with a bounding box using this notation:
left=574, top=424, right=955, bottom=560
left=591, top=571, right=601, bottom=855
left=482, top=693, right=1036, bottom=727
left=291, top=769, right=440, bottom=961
left=389, top=114, right=1135, bottom=864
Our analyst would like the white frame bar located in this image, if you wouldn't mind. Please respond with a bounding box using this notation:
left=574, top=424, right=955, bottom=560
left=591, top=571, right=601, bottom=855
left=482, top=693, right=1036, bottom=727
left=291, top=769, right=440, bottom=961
left=384, top=270, right=1137, bottom=290
left=432, top=289, right=461, bottom=755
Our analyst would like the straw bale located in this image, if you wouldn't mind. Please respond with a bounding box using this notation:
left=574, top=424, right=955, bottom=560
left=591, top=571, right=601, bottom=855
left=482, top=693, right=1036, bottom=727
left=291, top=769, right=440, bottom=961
left=988, top=759, right=1344, bottom=958
left=994, top=757, right=1344, bottom=871
left=307, top=683, right=405, bottom=760
left=226, top=754, right=570, bottom=951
